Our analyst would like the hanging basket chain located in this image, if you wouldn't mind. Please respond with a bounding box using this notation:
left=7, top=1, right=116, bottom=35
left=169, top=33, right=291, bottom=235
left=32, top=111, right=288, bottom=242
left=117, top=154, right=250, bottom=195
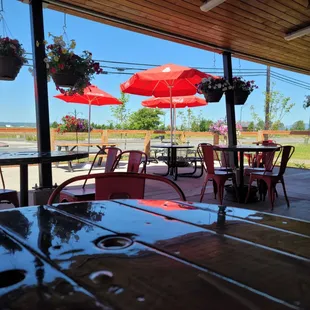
left=62, top=13, right=70, bottom=45
left=0, top=0, right=14, bottom=38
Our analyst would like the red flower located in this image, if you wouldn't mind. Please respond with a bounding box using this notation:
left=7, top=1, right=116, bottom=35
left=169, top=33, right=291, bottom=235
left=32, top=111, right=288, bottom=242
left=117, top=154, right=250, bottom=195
left=50, top=67, right=56, bottom=74
left=58, top=63, right=65, bottom=70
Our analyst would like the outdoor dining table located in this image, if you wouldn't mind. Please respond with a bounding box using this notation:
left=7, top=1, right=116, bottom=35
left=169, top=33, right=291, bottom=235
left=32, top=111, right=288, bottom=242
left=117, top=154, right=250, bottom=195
left=213, top=144, right=280, bottom=202
left=0, top=151, right=88, bottom=206
left=151, top=144, right=201, bottom=180
left=0, top=199, right=309, bottom=309
left=56, top=142, right=117, bottom=171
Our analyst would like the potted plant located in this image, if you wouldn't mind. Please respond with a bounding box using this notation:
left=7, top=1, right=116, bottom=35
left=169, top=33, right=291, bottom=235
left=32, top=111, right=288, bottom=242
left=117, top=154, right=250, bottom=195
left=0, top=37, right=27, bottom=80
left=232, top=77, right=258, bottom=105
left=56, top=115, right=90, bottom=134
left=44, top=34, right=103, bottom=95
left=197, top=77, right=232, bottom=103
left=209, top=119, right=243, bottom=145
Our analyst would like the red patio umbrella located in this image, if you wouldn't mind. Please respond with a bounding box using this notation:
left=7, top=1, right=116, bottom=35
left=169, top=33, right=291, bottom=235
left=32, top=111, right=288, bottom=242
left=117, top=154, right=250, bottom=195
left=54, top=85, right=122, bottom=145
left=142, top=95, right=207, bottom=131
left=120, top=64, right=215, bottom=143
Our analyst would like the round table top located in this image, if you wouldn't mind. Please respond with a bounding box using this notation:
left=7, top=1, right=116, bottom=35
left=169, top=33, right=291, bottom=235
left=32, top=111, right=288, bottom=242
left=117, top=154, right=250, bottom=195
left=151, top=144, right=194, bottom=149
left=0, top=151, right=88, bottom=166
left=213, top=144, right=280, bottom=152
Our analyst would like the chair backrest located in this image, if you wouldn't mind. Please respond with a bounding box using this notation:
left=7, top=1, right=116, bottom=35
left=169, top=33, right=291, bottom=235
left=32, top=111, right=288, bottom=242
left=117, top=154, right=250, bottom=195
left=219, top=151, right=231, bottom=168
left=82, top=147, right=122, bottom=189
left=111, top=150, right=148, bottom=173
left=278, top=145, right=295, bottom=176
left=0, top=167, right=5, bottom=189
left=197, top=143, right=215, bottom=174
left=104, top=147, right=123, bottom=173
left=48, top=172, right=186, bottom=204
left=260, top=143, right=280, bottom=171
left=264, top=145, right=295, bottom=176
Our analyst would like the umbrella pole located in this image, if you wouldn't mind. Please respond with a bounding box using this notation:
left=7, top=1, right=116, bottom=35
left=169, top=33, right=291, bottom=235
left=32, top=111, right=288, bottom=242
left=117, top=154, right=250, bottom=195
left=169, top=86, right=173, bottom=145
left=88, top=101, right=91, bottom=160
left=173, top=105, right=176, bottom=144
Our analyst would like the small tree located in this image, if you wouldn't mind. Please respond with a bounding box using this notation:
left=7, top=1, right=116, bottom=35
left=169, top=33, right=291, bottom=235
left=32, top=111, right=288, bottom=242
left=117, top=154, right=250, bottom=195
left=110, top=92, right=130, bottom=129
left=247, top=121, right=255, bottom=131
left=128, top=108, right=164, bottom=130
left=256, top=120, right=265, bottom=130
left=198, top=118, right=213, bottom=132
left=250, top=85, right=295, bottom=130
left=50, top=121, right=58, bottom=128
left=304, top=95, right=310, bottom=130
left=291, top=120, right=305, bottom=131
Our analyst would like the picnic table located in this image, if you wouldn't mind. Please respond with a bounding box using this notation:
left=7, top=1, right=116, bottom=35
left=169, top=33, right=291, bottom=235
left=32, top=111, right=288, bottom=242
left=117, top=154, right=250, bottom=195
left=0, top=151, right=88, bottom=206
left=0, top=199, right=309, bottom=309
left=151, top=144, right=203, bottom=180
left=55, top=142, right=116, bottom=171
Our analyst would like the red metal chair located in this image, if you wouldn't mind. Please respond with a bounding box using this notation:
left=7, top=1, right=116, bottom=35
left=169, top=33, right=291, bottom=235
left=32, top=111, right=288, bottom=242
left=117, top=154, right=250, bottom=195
left=0, top=167, right=19, bottom=207
left=48, top=172, right=186, bottom=204
left=59, top=147, right=122, bottom=203
left=198, top=143, right=238, bottom=205
left=245, top=145, right=295, bottom=209
left=252, top=140, right=277, bottom=167
left=111, top=150, right=148, bottom=174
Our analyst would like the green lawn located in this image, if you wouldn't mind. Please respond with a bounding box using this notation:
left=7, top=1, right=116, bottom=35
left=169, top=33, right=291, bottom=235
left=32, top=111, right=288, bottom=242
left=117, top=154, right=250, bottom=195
left=285, top=144, right=310, bottom=168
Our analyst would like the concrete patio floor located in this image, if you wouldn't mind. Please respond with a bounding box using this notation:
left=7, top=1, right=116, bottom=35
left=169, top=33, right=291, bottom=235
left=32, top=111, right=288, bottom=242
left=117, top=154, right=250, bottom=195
left=0, top=161, right=309, bottom=221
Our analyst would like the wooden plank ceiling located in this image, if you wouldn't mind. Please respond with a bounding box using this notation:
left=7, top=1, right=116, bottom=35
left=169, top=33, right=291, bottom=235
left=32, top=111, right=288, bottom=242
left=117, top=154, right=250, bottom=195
left=44, top=0, right=310, bottom=74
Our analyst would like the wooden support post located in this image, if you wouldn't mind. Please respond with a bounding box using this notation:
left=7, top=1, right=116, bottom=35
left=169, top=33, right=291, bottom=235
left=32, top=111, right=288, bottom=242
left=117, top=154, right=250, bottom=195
left=258, top=130, right=264, bottom=142
left=101, top=130, right=108, bottom=144
left=50, top=129, right=55, bottom=151
left=213, top=133, right=219, bottom=145
left=144, top=131, right=151, bottom=156
left=180, top=131, right=186, bottom=144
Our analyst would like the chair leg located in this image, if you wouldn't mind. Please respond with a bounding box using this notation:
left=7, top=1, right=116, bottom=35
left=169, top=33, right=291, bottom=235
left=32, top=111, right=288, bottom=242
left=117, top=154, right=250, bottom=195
left=200, top=178, right=208, bottom=202
left=245, top=177, right=254, bottom=204
left=213, top=180, right=217, bottom=199
left=280, top=177, right=290, bottom=208
left=218, top=184, right=224, bottom=205
left=266, top=181, right=275, bottom=210
left=232, top=175, right=239, bottom=203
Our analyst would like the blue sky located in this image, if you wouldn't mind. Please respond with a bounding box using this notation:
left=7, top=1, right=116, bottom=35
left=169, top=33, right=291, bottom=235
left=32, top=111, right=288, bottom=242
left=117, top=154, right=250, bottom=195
left=0, top=1, right=309, bottom=126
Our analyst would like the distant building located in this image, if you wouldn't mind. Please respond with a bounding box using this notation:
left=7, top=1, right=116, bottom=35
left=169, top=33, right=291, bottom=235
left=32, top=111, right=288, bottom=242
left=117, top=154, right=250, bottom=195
left=240, top=121, right=250, bottom=131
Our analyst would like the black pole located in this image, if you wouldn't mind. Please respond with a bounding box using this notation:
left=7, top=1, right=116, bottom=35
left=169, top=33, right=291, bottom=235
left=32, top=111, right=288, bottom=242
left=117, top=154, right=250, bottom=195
left=223, top=52, right=237, bottom=146
left=222, top=52, right=238, bottom=166
left=30, top=0, right=52, bottom=187
left=264, top=65, right=271, bottom=140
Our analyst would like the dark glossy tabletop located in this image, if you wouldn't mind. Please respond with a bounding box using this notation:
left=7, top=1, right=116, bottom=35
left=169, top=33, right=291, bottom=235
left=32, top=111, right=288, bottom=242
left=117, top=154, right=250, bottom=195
left=0, top=151, right=88, bottom=165
left=214, top=144, right=280, bottom=152
left=0, top=200, right=309, bottom=309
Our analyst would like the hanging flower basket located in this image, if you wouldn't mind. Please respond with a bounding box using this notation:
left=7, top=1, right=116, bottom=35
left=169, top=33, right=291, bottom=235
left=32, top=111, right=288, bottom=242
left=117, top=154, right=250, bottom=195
left=0, top=37, right=27, bottom=81
left=42, top=33, right=103, bottom=95
left=51, top=69, right=80, bottom=88
left=202, top=89, right=224, bottom=103
left=234, top=89, right=249, bottom=105
left=232, top=77, right=258, bottom=105
left=196, top=77, right=231, bottom=103
left=0, top=56, right=22, bottom=81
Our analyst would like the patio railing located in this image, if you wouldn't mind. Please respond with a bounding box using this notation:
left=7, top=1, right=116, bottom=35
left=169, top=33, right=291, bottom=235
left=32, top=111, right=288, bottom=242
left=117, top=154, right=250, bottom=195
left=0, top=128, right=309, bottom=167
